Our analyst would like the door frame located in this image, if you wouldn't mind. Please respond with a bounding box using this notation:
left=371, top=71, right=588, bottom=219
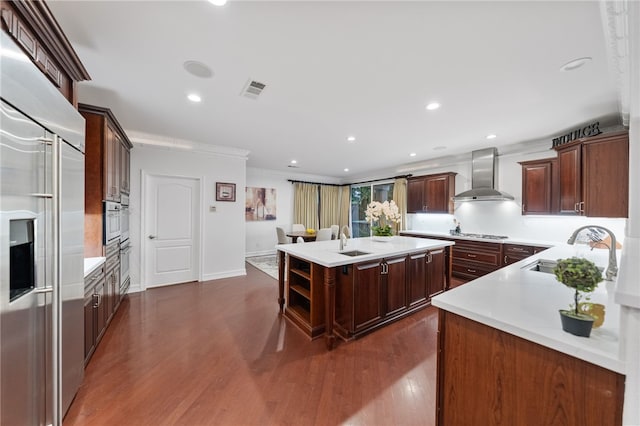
left=140, top=171, right=204, bottom=290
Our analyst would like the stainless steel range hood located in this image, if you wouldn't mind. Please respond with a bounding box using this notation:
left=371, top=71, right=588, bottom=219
left=452, top=147, right=514, bottom=202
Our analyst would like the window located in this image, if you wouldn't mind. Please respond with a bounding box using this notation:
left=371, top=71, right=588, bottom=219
left=350, top=182, right=394, bottom=237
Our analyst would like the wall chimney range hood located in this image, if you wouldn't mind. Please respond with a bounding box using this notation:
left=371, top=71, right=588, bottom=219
left=452, top=147, right=514, bottom=202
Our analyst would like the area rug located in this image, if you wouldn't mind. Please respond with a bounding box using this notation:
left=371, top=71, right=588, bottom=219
left=246, top=255, right=279, bottom=280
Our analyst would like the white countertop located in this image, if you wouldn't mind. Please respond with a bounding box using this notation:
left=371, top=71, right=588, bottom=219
left=400, top=230, right=556, bottom=247
left=84, top=257, right=105, bottom=277
left=276, top=236, right=454, bottom=267
left=431, top=244, right=624, bottom=374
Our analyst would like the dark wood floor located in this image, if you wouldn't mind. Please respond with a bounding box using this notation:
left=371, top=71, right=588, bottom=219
left=64, top=264, right=440, bottom=426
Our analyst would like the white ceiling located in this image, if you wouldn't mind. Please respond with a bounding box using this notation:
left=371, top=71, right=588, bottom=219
left=47, top=0, right=621, bottom=180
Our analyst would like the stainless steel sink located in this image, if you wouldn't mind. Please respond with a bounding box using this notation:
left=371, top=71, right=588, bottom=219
left=525, top=259, right=557, bottom=274
left=525, top=258, right=604, bottom=275
left=339, top=250, right=371, bottom=257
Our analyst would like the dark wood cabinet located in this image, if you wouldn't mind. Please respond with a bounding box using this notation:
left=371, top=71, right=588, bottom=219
left=554, top=131, right=629, bottom=218
left=407, top=252, right=429, bottom=307
left=84, top=264, right=105, bottom=365
left=437, top=311, right=624, bottom=425
left=79, top=103, right=133, bottom=257
left=502, top=243, right=549, bottom=266
left=451, top=239, right=501, bottom=281
left=120, top=139, right=131, bottom=194
left=333, top=249, right=449, bottom=340
left=0, top=0, right=90, bottom=105
left=407, top=173, right=456, bottom=214
left=353, top=260, right=384, bottom=333
left=556, top=143, right=582, bottom=215
left=285, top=256, right=325, bottom=338
left=519, top=158, right=558, bottom=215
left=382, top=255, right=408, bottom=317
left=427, top=248, right=446, bottom=298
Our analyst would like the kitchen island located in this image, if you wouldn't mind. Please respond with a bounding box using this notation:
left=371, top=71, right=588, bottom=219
left=432, top=244, right=625, bottom=425
left=276, top=236, right=454, bottom=349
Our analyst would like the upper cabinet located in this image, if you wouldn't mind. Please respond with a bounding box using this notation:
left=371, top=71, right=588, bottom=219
left=519, top=158, right=558, bottom=215
left=79, top=103, right=132, bottom=256
left=407, top=172, right=456, bottom=214
left=0, top=0, right=90, bottom=105
left=520, top=131, right=629, bottom=218
left=554, top=131, right=628, bottom=218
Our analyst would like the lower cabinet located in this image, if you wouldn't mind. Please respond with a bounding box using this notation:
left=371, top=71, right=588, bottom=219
left=437, top=311, right=624, bottom=425
left=84, top=242, right=124, bottom=365
left=285, top=256, right=325, bottom=338
left=334, top=250, right=447, bottom=340
left=452, top=239, right=501, bottom=281
left=502, top=243, right=549, bottom=266
left=84, top=265, right=106, bottom=364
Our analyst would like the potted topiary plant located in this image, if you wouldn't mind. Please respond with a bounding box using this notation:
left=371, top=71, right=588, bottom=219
left=553, top=257, right=603, bottom=337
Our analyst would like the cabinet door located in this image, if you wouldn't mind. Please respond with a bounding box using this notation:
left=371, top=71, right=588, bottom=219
left=582, top=137, right=629, bottom=218
left=556, top=144, right=581, bottom=215
left=353, top=260, right=383, bottom=332
left=95, top=281, right=106, bottom=340
left=521, top=160, right=554, bottom=215
left=427, top=248, right=446, bottom=297
left=407, top=252, right=428, bottom=307
left=84, top=292, right=96, bottom=362
left=384, top=255, right=407, bottom=317
left=407, top=178, right=425, bottom=213
left=120, top=142, right=130, bottom=194
left=424, top=175, right=453, bottom=213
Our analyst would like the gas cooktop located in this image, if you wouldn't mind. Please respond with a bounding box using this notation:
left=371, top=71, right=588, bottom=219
left=456, top=233, right=509, bottom=240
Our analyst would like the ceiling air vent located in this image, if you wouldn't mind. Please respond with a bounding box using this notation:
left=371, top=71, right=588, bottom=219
left=241, top=80, right=267, bottom=99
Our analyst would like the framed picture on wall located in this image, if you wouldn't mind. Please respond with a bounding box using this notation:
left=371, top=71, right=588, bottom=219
left=216, top=182, right=236, bottom=202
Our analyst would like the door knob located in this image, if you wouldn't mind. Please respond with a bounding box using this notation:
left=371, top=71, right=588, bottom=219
left=148, top=235, right=156, bottom=239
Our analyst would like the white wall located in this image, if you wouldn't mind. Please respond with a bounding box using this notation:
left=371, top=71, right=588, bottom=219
left=129, top=144, right=247, bottom=292
left=406, top=141, right=627, bottom=244
left=245, top=168, right=341, bottom=257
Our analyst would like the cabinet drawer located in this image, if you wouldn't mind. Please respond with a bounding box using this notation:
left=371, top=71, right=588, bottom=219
left=503, top=244, right=535, bottom=256
left=452, top=248, right=500, bottom=266
left=452, top=262, right=499, bottom=280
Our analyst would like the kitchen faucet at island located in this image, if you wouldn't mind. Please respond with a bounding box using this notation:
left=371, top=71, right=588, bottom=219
left=567, top=225, right=618, bottom=281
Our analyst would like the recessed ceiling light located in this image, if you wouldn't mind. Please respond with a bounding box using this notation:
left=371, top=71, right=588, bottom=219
left=409, top=152, right=417, bottom=157
left=347, top=136, right=356, bottom=143
left=486, top=134, right=497, bottom=139
left=208, top=0, right=227, bottom=6
left=183, top=61, right=214, bottom=79
left=433, top=146, right=446, bottom=151
left=344, top=168, right=349, bottom=172
left=560, top=57, right=592, bottom=72
left=426, top=102, right=441, bottom=111
left=187, top=93, right=202, bottom=103
left=291, top=160, right=297, bottom=164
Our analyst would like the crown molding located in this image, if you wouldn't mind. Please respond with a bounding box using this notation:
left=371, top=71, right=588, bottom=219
left=129, top=131, right=250, bottom=160
left=600, top=1, right=632, bottom=126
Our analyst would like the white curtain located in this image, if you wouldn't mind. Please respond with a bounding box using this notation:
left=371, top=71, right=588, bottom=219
left=393, top=178, right=408, bottom=231
left=320, top=185, right=341, bottom=228
left=293, top=182, right=319, bottom=230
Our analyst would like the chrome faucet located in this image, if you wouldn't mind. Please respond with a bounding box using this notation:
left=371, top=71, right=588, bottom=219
left=567, top=225, right=618, bottom=281
left=339, top=232, right=347, bottom=251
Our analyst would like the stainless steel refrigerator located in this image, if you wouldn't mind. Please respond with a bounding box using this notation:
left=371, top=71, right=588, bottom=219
left=1, top=32, right=85, bottom=425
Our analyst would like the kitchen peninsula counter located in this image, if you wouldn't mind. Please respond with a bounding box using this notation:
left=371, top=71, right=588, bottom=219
left=432, top=245, right=625, bottom=425
left=276, top=236, right=454, bottom=348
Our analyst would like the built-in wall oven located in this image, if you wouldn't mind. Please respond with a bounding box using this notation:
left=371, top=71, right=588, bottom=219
left=118, top=194, right=130, bottom=294
left=119, top=239, right=130, bottom=295
left=120, top=194, right=129, bottom=243
left=104, top=201, right=121, bottom=243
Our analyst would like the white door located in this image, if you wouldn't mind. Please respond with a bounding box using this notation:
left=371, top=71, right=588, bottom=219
left=144, top=174, right=200, bottom=288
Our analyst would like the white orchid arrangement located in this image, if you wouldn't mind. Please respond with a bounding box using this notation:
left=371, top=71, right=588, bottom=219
left=365, top=200, right=402, bottom=236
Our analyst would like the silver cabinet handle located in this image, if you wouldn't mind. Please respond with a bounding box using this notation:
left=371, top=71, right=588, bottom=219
left=148, top=235, right=156, bottom=239
left=467, top=254, right=476, bottom=258
left=34, top=286, right=53, bottom=294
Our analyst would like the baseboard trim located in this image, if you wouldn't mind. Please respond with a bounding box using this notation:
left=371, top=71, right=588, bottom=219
left=246, top=249, right=277, bottom=258
left=202, top=269, right=247, bottom=281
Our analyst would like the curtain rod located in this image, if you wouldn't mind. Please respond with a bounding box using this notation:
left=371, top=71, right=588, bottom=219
left=287, top=174, right=412, bottom=187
